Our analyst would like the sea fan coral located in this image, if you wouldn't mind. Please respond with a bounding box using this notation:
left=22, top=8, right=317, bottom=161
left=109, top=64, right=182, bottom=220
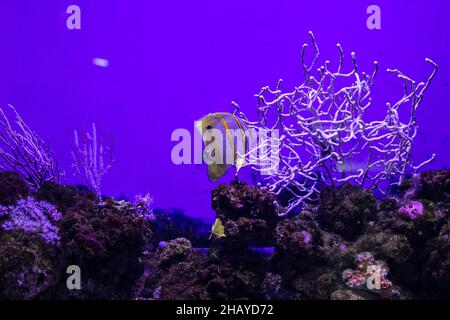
left=0, top=105, right=62, bottom=189
left=233, top=32, right=438, bottom=216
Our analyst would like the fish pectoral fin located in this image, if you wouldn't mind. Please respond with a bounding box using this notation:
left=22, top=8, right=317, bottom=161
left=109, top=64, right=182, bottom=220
left=235, top=156, right=245, bottom=171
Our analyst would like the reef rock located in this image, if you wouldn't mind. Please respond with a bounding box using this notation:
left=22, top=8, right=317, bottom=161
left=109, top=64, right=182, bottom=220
left=35, top=181, right=79, bottom=213
left=318, top=183, right=376, bottom=240
left=423, top=223, right=450, bottom=295
left=0, top=171, right=29, bottom=206
left=212, top=181, right=279, bottom=221
left=274, top=216, right=323, bottom=260
left=157, top=237, right=193, bottom=268
left=210, top=181, right=280, bottom=258
left=0, top=231, right=62, bottom=299
left=377, top=198, right=448, bottom=248
left=417, top=170, right=450, bottom=203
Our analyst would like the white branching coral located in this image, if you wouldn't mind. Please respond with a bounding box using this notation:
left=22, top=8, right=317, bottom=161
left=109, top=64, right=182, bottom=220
left=0, top=105, right=62, bottom=189
left=71, top=123, right=114, bottom=199
left=234, top=32, right=438, bottom=216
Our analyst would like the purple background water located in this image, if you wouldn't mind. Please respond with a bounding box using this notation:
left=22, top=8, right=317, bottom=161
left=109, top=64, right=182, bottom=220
left=0, top=1, right=449, bottom=222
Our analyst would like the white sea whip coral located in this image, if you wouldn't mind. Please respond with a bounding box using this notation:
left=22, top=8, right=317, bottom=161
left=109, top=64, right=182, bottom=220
left=234, top=32, right=438, bottom=216
left=71, top=123, right=114, bottom=199
left=0, top=105, right=62, bottom=189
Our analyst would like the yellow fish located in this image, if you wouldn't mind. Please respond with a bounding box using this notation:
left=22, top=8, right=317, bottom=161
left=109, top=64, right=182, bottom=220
left=210, top=218, right=226, bottom=239
left=195, top=112, right=250, bottom=182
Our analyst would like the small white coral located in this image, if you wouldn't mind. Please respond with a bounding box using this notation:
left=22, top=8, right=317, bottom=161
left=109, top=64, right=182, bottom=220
left=134, top=193, right=155, bottom=221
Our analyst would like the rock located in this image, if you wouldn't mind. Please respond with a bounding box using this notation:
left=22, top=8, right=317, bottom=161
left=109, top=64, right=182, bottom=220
left=51, top=196, right=152, bottom=299
left=0, top=171, right=29, bottom=206
left=331, top=289, right=368, bottom=300
left=144, top=250, right=209, bottom=300
left=417, top=170, right=450, bottom=203
left=274, top=216, right=322, bottom=261
left=262, top=272, right=292, bottom=300
left=211, top=181, right=279, bottom=246
left=143, top=248, right=265, bottom=300
left=35, top=181, right=78, bottom=213
left=292, top=269, right=340, bottom=299
left=318, top=183, right=376, bottom=240
left=0, top=231, right=61, bottom=299
left=353, top=232, right=412, bottom=265
left=157, top=238, right=193, bottom=268
left=204, top=265, right=261, bottom=300
left=212, top=181, right=279, bottom=221
left=423, top=223, right=450, bottom=295
left=377, top=199, right=448, bottom=248
left=223, top=217, right=273, bottom=243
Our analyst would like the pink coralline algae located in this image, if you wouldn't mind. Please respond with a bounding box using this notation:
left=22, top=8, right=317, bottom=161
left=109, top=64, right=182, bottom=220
left=0, top=197, right=62, bottom=245
left=343, top=252, right=392, bottom=290
left=298, top=230, right=312, bottom=244
left=398, top=200, right=424, bottom=220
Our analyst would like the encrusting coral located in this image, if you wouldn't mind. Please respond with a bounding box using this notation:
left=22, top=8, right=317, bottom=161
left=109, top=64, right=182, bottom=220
left=0, top=197, right=62, bottom=245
